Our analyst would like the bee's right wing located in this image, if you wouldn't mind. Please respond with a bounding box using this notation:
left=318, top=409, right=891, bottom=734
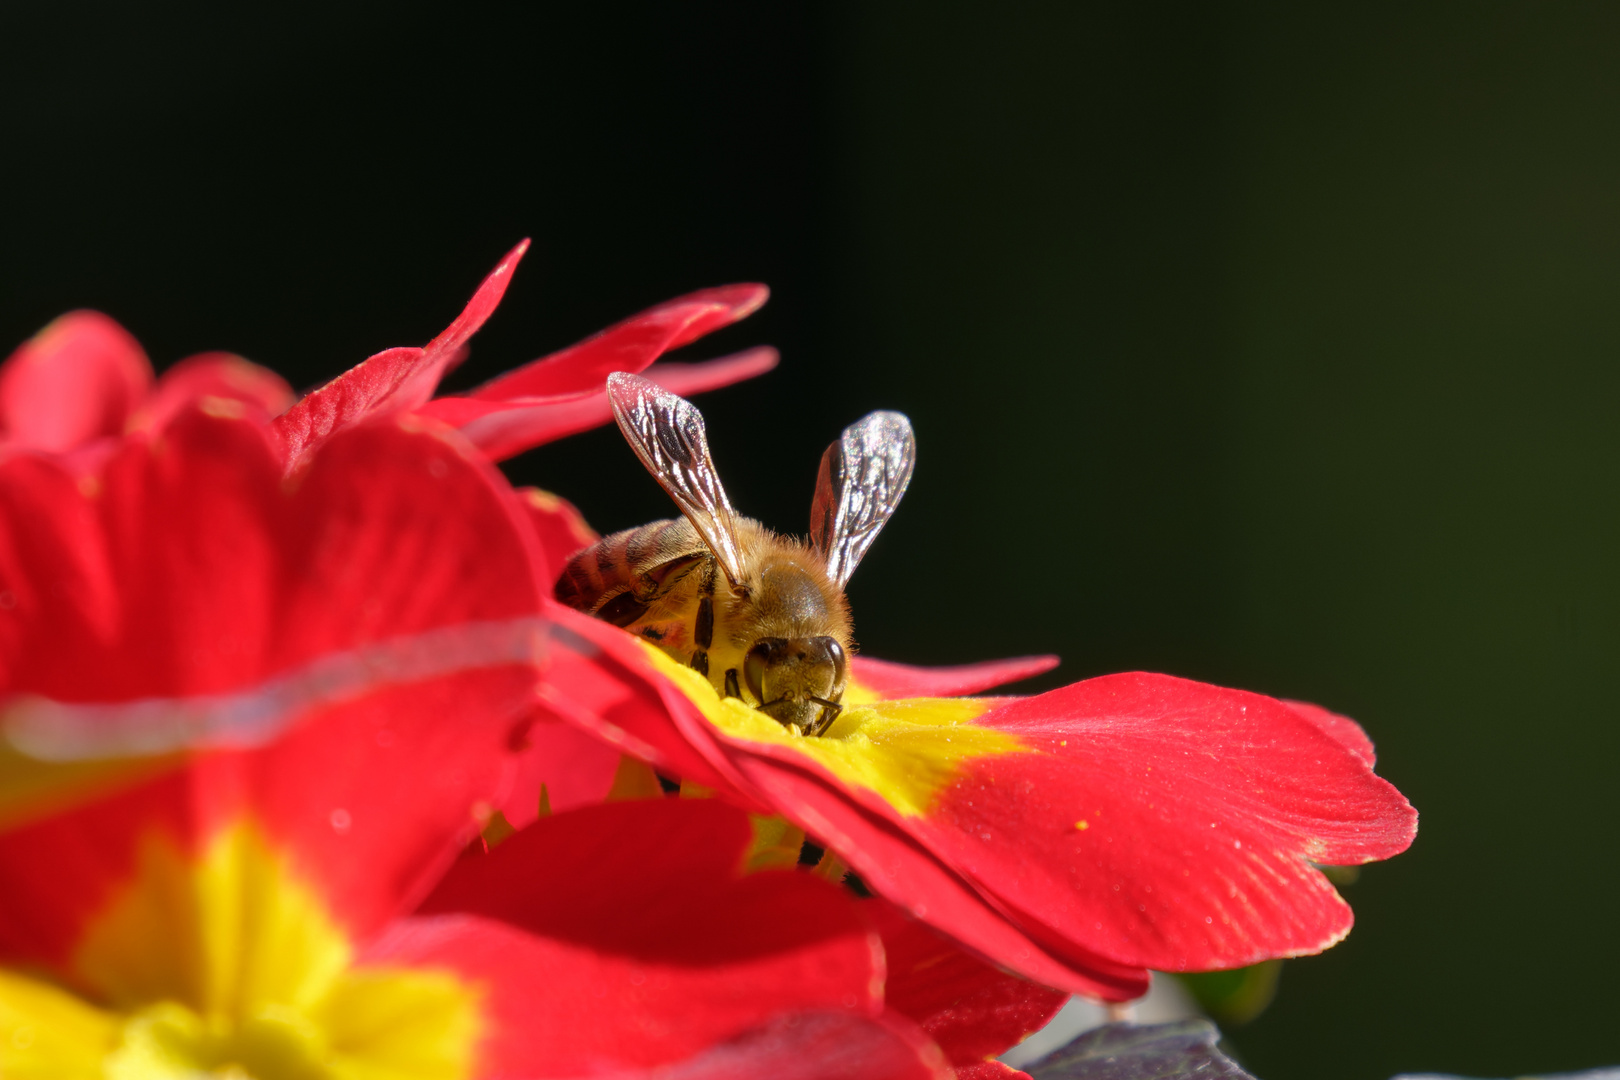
left=606, top=372, right=746, bottom=587
left=810, top=410, right=916, bottom=587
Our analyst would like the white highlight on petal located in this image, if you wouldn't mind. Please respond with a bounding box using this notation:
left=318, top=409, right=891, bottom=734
left=3, top=616, right=552, bottom=762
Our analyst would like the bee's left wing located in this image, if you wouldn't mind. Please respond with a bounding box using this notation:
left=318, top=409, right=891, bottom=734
left=606, top=372, right=747, bottom=586
left=810, top=410, right=916, bottom=587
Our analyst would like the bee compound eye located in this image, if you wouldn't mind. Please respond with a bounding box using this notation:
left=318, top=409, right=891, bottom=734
left=744, top=642, right=771, bottom=703
left=822, top=637, right=847, bottom=687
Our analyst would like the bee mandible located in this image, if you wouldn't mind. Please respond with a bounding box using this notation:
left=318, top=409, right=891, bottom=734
left=556, top=373, right=916, bottom=736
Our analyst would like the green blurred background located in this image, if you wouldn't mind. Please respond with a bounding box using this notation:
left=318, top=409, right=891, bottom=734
left=3, top=4, right=1616, bottom=1076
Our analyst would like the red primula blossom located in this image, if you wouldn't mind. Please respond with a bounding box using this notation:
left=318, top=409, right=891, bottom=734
left=0, top=241, right=776, bottom=478
left=0, top=239, right=1084, bottom=874
left=0, top=400, right=1061, bottom=1077
left=522, top=508, right=1418, bottom=1003
left=0, top=408, right=874, bottom=1077
left=0, top=309, right=295, bottom=472
left=491, top=493, right=1076, bottom=831
left=240, top=246, right=1411, bottom=1003
left=271, top=241, right=780, bottom=476
left=0, top=241, right=1417, bottom=1067
left=0, top=241, right=785, bottom=852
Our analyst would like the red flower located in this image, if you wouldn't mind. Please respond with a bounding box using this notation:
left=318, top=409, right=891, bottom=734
left=269, top=242, right=779, bottom=476
left=0, top=405, right=981, bottom=1078
left=527, top=517, right=1416, bottom=1003
left=0, top=310, right=295, bottom=471
left=0, top=241, right=776, bottom=477
left=0, top=240, right=782, bottom=860
left=0, top=242, right=1417, bottom=1070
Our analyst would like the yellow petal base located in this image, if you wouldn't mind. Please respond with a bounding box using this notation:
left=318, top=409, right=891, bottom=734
left=640, top=643, right=1028, bottom=817
left=1, top=821, right=480, bottom=1079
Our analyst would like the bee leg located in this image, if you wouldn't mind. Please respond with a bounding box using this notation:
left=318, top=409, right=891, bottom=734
left=724, top=668, right=740, bottom=699
left=683, top=567, right=718, bottom=680
left=807, top=697, right=843, bottom=737
left=695, top=596, right=713, bottom=649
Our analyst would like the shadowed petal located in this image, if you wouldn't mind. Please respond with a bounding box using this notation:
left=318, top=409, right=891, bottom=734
left=499, top=719, right=622, bottom=826
left=849, top=655, right=1061, bottom=703
left=534, top=604, right=765, bottom=803
left=516, top=487, right=599, bottom=575
left=869, top=900, right=1068, bottom=1073
left=408, top=798, right=907, bottom=1076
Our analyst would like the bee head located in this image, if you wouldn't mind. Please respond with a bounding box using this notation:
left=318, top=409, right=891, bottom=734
left=744, top=635, right=848, bottom=735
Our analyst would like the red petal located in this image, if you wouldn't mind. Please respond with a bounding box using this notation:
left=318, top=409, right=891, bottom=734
left=132, top=352, right=296, bottom=433
left=407, top=798, right=896, bottom=1076
left=897, top=673, right=1418, bottom=972
left=0, top=411, right=543, bottom=702
left=517, top=487, right=599, bottom=580
left=868, top=900, right=1068, bottom=1070
left=850, top=654, right=1060, bottom=701
left=535, top=603, right=765, bottom=805
left=0, top=311, right=153, bottom=452
left=1285, top=698, right=1378, bottom=767
left=606, top=648, right=1149, bottom=996
left=718, top=746, right=1150, bottom=1001
left=498, top=718, right=621, bottom=826
left=629, top=650, right=1414, bottom=984
left=469, top=285, right=767, bottom=402
left=421, top=240, right=532, bottom=370
left=421, top=346, right=778, bottom=461
left=0, top=668, right=534, bottom=982
left=272, top=241, right=529, bottom=473
left=0, top=409, right=549, bottom=967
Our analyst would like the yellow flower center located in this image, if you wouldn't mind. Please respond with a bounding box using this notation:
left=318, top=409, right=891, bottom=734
left=0, top=822, right=480, bottom=1079
left=641, top=643, right=1028, bottom=817
left=106, top=1000, right=326, bottom=1079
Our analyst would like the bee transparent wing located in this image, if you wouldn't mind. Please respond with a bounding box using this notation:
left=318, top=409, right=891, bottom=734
left=606, top=372, right=746, bottom=586
left=810, top=410, right=916, bottom=587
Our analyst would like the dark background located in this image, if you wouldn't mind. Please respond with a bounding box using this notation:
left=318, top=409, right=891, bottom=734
left=4, top=4, right=1616, bottom=1076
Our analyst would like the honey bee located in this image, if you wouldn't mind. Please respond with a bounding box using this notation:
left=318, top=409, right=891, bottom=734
left=556, top=372, right=915, bottom=736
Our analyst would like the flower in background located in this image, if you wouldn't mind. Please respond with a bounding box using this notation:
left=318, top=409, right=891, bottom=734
left=271, top=240, right=780, bottom=476
left=0, top=240, right=776, bottom=478
left=0, top=309, right=295, bottom=470
left=0, top=403, right=982, bottom=1079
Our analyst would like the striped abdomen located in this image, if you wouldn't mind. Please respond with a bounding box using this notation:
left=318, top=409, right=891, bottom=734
left=554, top=518, right=709, bottom=625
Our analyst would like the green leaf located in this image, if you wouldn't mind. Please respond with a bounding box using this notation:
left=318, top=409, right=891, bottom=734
left=1024, top=1020, right=1255, bottom=1080
left=1172, top=961, right=1283, bottom=1026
